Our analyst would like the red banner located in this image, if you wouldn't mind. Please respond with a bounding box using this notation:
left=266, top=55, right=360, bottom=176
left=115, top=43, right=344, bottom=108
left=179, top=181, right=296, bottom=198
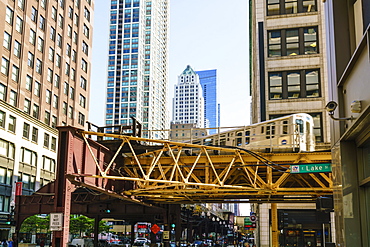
left=15, top=182, right=22, bottom=196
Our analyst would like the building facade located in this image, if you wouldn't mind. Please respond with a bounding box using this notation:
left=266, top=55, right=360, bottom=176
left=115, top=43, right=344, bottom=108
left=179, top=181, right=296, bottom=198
left=195, top=69, right=218, bottom=133
left=0, top=0, right=94, bottom=239
left=104, top=0, right=169, bottom=139
left=324, top=1, right=370, bottom=246
left=250, top=1, right=333, bottom=246
left=172, top=65, right=204, bottom=128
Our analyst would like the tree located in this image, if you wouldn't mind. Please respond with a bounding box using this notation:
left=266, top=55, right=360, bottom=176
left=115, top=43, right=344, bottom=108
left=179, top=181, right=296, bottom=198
left=21, top=215, right=50, bottom=233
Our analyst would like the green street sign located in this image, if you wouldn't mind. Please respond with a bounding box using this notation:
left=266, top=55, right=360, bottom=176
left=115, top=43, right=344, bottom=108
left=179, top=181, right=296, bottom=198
left=290, top=163, right=331, bottom=174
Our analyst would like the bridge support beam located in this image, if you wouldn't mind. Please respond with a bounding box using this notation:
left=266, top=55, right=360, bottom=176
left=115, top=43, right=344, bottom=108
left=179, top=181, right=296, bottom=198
left=271, top=203, right=279, bottom=247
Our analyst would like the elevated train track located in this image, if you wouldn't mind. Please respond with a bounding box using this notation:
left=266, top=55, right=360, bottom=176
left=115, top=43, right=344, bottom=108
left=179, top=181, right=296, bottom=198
left=67, top=129, right=332, bottom=204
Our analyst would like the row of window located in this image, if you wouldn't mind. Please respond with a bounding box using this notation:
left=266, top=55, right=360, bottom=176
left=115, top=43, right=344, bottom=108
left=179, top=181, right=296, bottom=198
left=267, top=0, right=317, bottom=16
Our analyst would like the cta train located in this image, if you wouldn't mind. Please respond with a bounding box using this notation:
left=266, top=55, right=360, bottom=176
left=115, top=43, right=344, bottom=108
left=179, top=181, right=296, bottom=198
left=190, top=113, right=315, bottom=152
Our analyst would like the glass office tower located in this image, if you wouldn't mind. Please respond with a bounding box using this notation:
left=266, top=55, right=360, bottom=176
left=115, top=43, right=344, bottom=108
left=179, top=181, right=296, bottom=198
left=195, top=69, right=218, bottom=134
left=105, top=0, right=169, bottom=139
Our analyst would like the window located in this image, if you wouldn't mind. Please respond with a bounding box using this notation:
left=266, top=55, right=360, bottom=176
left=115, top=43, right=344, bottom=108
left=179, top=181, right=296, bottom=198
left=40, top=0, right=46, bottom=9
left=83, top=24, right=90, bottom=38
left=58, top=14, right=64, bottom=29
left=68, top=6, right=73, bottom=19
left=44, top=133, right=49, bottom=147
left=81, top=59, right=87, bottom=72
left=73, top=32, right=78, bottom=44
left=65, top=62, right=70, bottom=75
left=78, top=112, right=85, bottom=126
left=71, top=69, right=76, bottom=81
left=18, top=173, right=36, bottom=191
left=49, top=47, right=55, bottom=61
left=268, top=69, right=320, bottom=99
left=3, top=32, right=11, bottom=50
left=69, top=87, right=75, bottom=100
left=45, top=90, right=51, bottom=104
left=17, top=0, right=25, bottom=9
left=25, top=75, right=32, bottom=91
left=54, top=74, right=60, bottom=88
left=5, top=7, right=14, bottom=25
left=79, top=94, right=86, bottom=108
left=11, top=65, right=19, bottom=82
left=268, top=27, right=318, bottom=57
left=267, top=0, right=316, bottom=16
left=63, top=82, right=69, bottom=95
left=27, top=52, right=34, bottom=67
left=52, top=95, right=58, bottom=109
left=57, top=34, right=63, bottom=47
left=80, top=76, right=87, bottom=90
left=67, top=25, right=72, bottom=37
left=51, top=7, right=57, bottom=20
left=62, top=102, right=67, bottom=115
left=56, top=54, right=61, bottom=67
left=59, top=0, right=65, bottom=9
left=36, top=59, right=42, bottom=74
left=84, top=7, right=90, bottom=21
left=15, top=16, right=23, bottom=33
left=47, top=68, right=53, bottom=83
left=51, top=116, right=57, bottom=128
left=14, top=41, right=21, bottom=57
left=8, top=115, right=16, bottom=132
left=0, top=84, right=6, bottom=101
left=74, top=14, right=79, bottom=26
left=50, top=27, right=56, bottom=41
left=0, top=111, right=5, bottom=128
left=39, top=15, right=45, bottom=30
left=66, top=44, right=71, bottom=56
left=310, top=113, right=323, bottom=142
left=37, top=37, right=44, bottom=52
left=31, top=127, right=38, bottom=143
left=32, top=104, right=39, bottom=118
left=23, top=123, right=30, bottom=139
left=68, top=106, right=74, bottom=119
left=43, top=156, right=56, bottom=172
left=1, top=57, right=9, bottom=75
left=24, top=99, right=31, bottom=114
left=44, top=111, right=50, bottom=125
left=34, top=81, right=40, bottom=97
left=20, top=148, right=37, bottom=166
left=9, top=91, right=17, bottom=107
left=0, top=139, right=15, bottom=159
left=82, top=41, right=89, bottom=55
left=72, top=50, right=77, bottom=62
left=51, top=137, right=57, bottom=151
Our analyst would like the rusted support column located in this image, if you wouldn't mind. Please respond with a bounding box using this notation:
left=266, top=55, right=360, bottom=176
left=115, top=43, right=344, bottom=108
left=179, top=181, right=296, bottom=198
left=52, top=130, right=74, bottom=247
left=94, top=217, right=100, bottom=247
left=271, top=203, right=279, bottom=247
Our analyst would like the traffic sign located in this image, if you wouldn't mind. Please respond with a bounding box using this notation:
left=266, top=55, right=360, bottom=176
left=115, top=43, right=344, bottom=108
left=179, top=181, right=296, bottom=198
left=250, top=215, right=257, bottom=222
left=151, top=224, right=161, bottom=234
left=163, top=231, right=170, bottom=239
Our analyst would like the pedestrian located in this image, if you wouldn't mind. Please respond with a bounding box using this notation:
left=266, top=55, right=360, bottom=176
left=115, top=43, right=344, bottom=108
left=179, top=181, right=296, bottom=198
left=7, top=239, right=12, bottom=247
left=40, top=240, right=45, bottom=247
left=2, top=239, right=8, bottom=247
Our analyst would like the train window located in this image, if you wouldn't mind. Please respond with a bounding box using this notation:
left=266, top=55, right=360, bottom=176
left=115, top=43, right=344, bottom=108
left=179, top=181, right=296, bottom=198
left=245, top=131, right=250, bottom=144
left=266, top=124, right=275, bottom=139
left=237, top=132, right=242, bottom=136
left=236, top=138, right=242, bottom=146
left=296, top=119, right=304, bottom=133
left=261, top=126, right=264, bottom=134
left=282, top=120, right=288, bottom=134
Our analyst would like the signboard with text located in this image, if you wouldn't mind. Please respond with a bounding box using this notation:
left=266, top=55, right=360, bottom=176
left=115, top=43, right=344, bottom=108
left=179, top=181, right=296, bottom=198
left=290, top=163, right=331, bottom=174
left=50, top=213, right=63, bottom=231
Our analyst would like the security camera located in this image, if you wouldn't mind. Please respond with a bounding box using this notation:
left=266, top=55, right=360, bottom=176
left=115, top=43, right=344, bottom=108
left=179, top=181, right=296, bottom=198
left=325, top=101, right=338, bottom=113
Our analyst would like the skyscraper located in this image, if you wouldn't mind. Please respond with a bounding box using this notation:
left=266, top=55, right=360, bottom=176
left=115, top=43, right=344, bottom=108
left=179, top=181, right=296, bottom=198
left=0, top=0, right=94, bottom=237
left=172, top=65, right=204, bottom=128
left=104, top=0, right=169, bottom=139
left=196, top=69, right=218, bottom=133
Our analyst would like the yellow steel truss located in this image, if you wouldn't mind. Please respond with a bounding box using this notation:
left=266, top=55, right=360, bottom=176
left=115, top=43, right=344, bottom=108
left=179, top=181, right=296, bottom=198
left=69, top=130, right=332, bottom=203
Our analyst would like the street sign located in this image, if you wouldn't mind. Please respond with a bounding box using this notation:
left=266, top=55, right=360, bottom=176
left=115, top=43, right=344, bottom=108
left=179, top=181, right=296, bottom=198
left=250, top=215, right=257, bottom=222
left=290, top=163, right=331, bottom=173
left=163, top=231, right=170, bottom=239
left=50, top=213, right=63, bottom=231
left=244, top=216, right=252, bottom=228
left=151, top=224, right=161, bottom=234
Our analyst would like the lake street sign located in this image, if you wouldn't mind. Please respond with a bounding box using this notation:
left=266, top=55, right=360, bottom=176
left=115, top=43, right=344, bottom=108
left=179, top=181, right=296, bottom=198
left=290, top=163, right=331, bottom=174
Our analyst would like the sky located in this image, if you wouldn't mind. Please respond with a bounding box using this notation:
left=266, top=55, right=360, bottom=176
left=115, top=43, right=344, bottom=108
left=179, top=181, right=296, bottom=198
left=89, top=0, right=251, bottom=128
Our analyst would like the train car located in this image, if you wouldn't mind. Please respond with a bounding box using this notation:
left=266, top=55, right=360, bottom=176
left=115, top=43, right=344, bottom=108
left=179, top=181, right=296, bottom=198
left=190, top=113, right=315, bottom=152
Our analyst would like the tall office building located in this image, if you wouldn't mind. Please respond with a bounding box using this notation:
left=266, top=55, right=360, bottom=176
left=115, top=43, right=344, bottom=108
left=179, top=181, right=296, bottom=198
left=104, top=0, right=169, bottom=139
left=196, top=69, right=218, bottom=133
left=250, top=1, right=332, bottom=246
left=172, top=65, right=204, bottom=128
left=0, top=0, right=94, bottom=238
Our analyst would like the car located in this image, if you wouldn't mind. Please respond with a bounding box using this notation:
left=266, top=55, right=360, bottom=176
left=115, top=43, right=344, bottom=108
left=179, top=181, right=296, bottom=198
left=192, top=240, right=203, bottom=247
left=133, top=238, right=150, bottom=246
left=110, top=240, right=124, bottom=246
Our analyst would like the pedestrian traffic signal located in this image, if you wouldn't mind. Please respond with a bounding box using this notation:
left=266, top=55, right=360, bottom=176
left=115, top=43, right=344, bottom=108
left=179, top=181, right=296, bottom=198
left=171, top=223, right=175, bottom=228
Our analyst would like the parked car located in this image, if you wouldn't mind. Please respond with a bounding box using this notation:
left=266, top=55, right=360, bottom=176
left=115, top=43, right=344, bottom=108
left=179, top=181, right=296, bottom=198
left=110, top=240, right=124, bottom=246
left=68, top=238, right=94, bottom=247
left=133, top=238, right=150, bottom=246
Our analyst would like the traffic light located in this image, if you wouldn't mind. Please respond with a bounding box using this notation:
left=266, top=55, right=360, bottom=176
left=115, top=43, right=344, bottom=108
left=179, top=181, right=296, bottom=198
left=5, top=214, right=13, bottom=225
left=105, top=209, right=111, bottom=213
left=171, top=223, right=175, bottom=228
